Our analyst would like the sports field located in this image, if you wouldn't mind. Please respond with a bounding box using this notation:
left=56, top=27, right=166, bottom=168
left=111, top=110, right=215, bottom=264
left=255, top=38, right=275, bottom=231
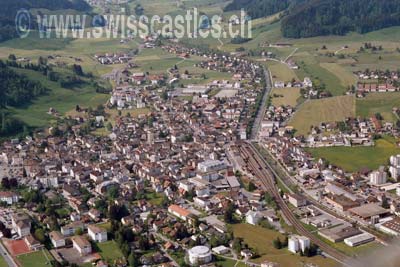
left=17, top=250, right=53, bottom=267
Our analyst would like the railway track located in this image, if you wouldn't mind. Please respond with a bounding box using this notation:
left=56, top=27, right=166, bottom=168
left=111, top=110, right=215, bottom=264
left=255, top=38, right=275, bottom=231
left=237, top=142, right=359, bottom=267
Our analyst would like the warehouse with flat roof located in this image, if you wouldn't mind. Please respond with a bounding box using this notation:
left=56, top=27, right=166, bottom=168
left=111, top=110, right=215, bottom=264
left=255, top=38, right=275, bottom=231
left=344, top=232, right=375, bottom=247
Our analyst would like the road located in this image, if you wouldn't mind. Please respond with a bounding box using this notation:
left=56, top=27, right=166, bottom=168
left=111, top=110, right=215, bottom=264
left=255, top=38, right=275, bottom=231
left=0, top=240, right=17, bottom=267
left=237, top=142, right=359, bottom=267
left=250, top=67, right=272, bottom=140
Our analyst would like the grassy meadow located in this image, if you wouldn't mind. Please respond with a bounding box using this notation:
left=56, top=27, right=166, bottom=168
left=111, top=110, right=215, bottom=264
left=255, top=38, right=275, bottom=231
left=289, top=95, right=356, bottom=136
left=306, top=136, right=400, bottom=172
left=231, top=223, right=338, bottom=267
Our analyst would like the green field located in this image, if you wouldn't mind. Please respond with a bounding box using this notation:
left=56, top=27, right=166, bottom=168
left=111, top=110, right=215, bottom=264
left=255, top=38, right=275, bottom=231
left=215, top=256, right=247, bottom=267
left=96, top=240, right=125, bottom=263
left=306, top=136, right=400, bottom=172
left=289, top=95, right=355, bottom=136
left=0, top=256, right=7, bottom=267
left=271, top=87, right=301, bottom=107
left=7, top=68, right=109, bottom=127
left=268, top=61, right=298, bottom=83
left=232, top=223, right=338, bottom=267
left=320, top=63, right=357, bottom=88
left=17, top=250, right=53, bottom=267
left=356, top=92, right=400, bottom=122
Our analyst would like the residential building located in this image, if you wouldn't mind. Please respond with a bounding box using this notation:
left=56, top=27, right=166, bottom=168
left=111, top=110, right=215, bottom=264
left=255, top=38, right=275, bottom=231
left=88, top=225, right=107, bottom=243
left=72, top=236, right=92, bottom=255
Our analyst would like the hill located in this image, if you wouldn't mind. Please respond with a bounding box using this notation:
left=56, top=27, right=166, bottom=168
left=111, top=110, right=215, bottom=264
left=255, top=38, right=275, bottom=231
left=226, top=0, right=400, bottom=38
left=224, top=0, right=294, bottom=19
left=0, top=0, right=91, bottom=42
left=281, top=0, right=400, bottom=38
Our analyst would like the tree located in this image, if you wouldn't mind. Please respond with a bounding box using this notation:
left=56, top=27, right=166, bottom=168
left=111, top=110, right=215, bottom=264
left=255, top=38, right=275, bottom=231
left=272, top=237, right=282, bottom=249
left=34, top=228, right=46, bottom=243
left=223, top=202, right=236, bottom=223
left=2, top=228, right=11, bottom=238
left=106, top=122, right=113, bottom=131
left=8, top=54, right=16, bottom=61
left=1, top=178, right=10, bottom=189
left=248, top=181, right=256, bottom=192
left=128, top=252, right=139, bottom=267
left=232, top=238, right=242, bottom=253
left=75, top=228, right=83, bottom=236
left=9, top=178, right=17, bottom=188
left=72, top=64, right=84, bottom=76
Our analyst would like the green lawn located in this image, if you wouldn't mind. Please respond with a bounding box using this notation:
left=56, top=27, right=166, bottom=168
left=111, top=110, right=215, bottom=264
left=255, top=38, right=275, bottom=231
left=316, top=235, right=382, bottom=257
left=215, top=256, right=247, bottom=267
left=356, top=92, right=400, bottom=123
left=146, top=192, right=164, bottom=206
left=268, top=61, right=299, bottom=83
left=96, top=240, right=124, bottom=262
left=97, top=222, right=112, bottom=232
left=231, top=223, right=339, bottom=267
left=7, top=68, right=109, bottom=127
left=0, top=256, right=8, bottom=267
left=306, top=136, right=400, bottom=172
left=17, top=250, right=53, bottom=267
left=294, top=55, right=346, bottom=96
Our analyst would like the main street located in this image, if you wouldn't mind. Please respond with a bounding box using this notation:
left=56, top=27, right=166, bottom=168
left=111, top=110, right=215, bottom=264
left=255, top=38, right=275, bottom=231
left=250, top=67, right=272, bottom=140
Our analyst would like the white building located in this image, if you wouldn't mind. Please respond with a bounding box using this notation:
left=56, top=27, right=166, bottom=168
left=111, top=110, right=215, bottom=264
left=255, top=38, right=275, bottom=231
left=344, top=233, right=375, bottom=247
left=288, top=235, right=310, bottom=253
left=390, top=155, right=400, bottom=167
left=49, top=231, right=66, bottom=248
left=197, top=160, right=226, bottom=173
left=61, top=221, right=84, bottom=236
left=369, top=167, right=387, bottom=185
left=11, top=213, right=31, bottom=237
left=0, top=191, right=19, bottom=205
left=303, top=77, right=313, bottom=88
left=188, top=246, right=212, bottom=265
left=246, top=211, right=262, bottom=225
left=389, top=166, right=400, bottom=180
left=72, top=236, right=92, bottom=255
left=88, top=225, right=107, bottom=243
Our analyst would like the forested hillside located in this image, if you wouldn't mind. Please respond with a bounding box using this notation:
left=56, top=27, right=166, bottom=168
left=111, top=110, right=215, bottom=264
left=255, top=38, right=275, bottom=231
left=0, top=0, right=91, bottom=42
left=0, top=61, right=49, bottom=137
left=0, top=62, right=48, bottom=108
left=224, top=0, right=293, bottom=19
left=226, top=0, right=400, bottom=38
left=282, top=0, right=400, bottom=38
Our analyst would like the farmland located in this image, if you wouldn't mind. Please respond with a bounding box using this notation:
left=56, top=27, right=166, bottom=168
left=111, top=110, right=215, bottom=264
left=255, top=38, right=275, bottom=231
left=356, top=92, right=400, bottom=123
left=289, top=95, right=356, bottom=136
left=306, top=136, right=400, bottom=172
left=271, top=87, right=301, bottom=107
